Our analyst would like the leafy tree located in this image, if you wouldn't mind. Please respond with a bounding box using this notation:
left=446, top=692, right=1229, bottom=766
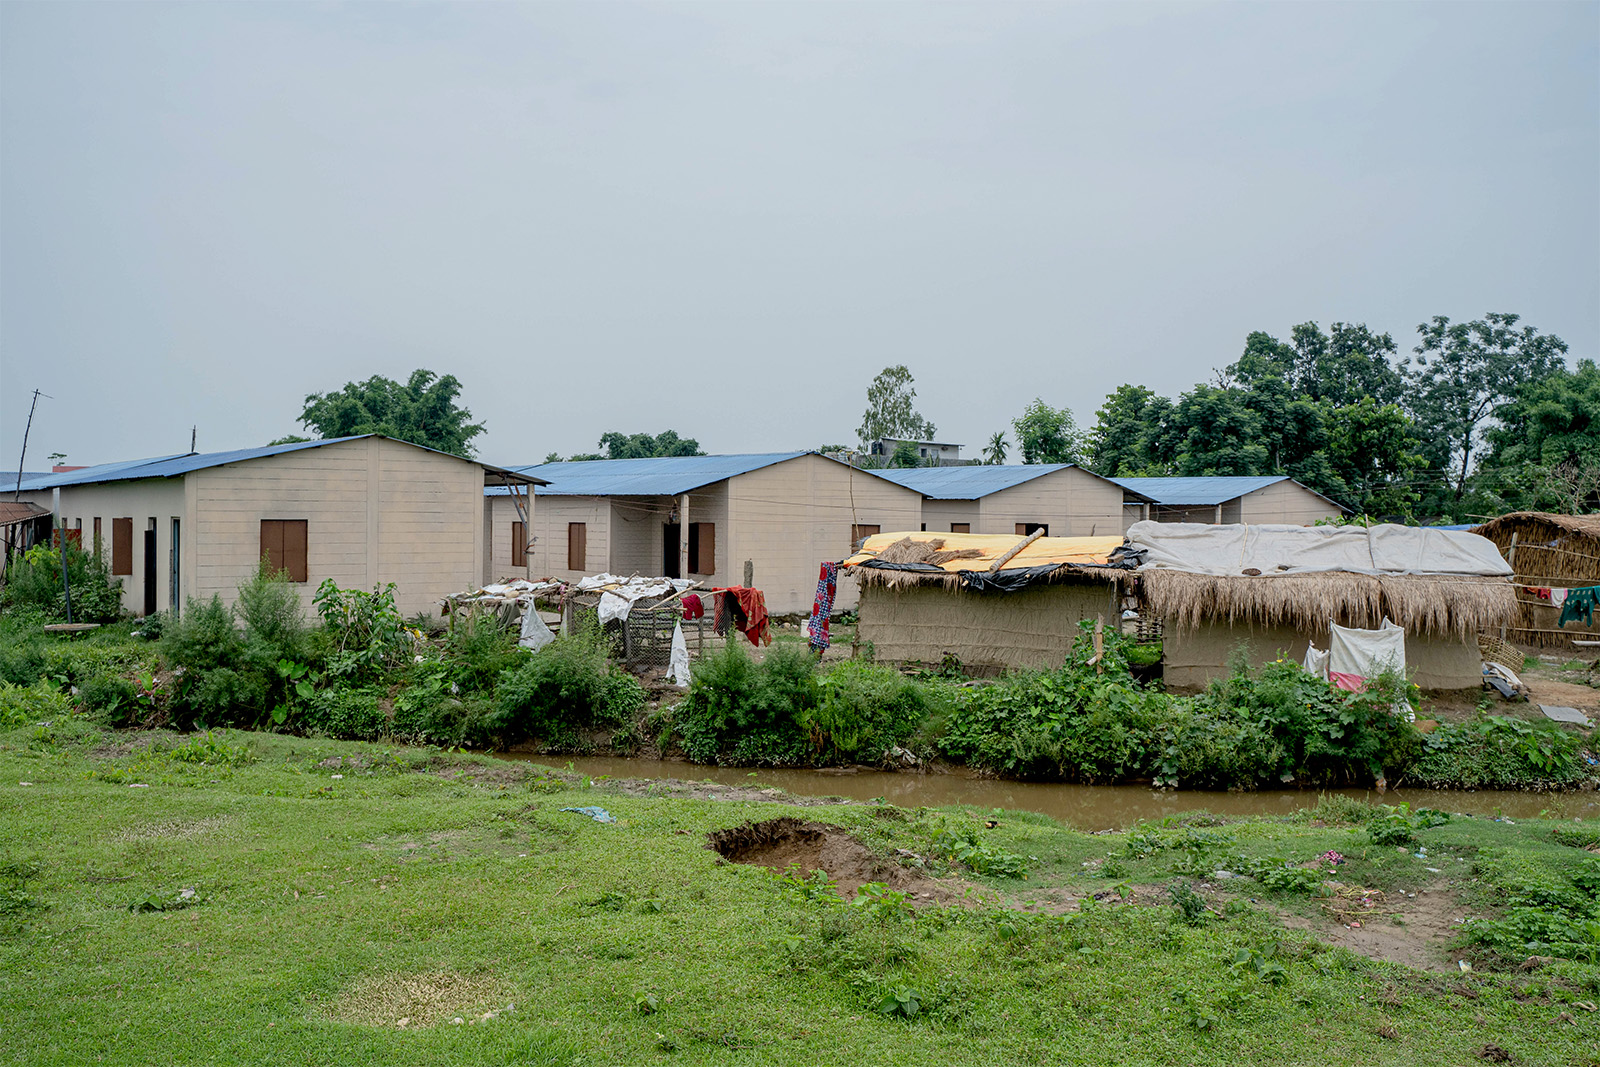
left=982, top=432, right=1009, bottom=465
left=1479, top=359, right=1600, bottom=513
left=857, top=365, right=936, bottom=448
left=1227, top=321, right=1403, bottom=407
left=296, top=369, right=485, bottom=457
left=1011, top=399, right=1084, bottom=465
left=542, top=451, right=562, bottom=464
left=889, top=442, right=922, bottom=468
left=1324, top=399, right=1429, bottom=520
left=1147, top=387, right=1268, bottom=476
left=594, top=430, right=704, bottom=460
left=1087, top=385, right=1169, bottom=476
left=267, top=434, right=311, bottom=446
left=1406, top=313, right=1569, bottom=508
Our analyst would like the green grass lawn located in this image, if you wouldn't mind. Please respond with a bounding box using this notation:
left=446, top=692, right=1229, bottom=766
left=2, top=721, right=1597, bottom=1066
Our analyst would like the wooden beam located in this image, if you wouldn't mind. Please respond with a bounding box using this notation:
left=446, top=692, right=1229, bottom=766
left=988, top=527, right=1045, bottom=572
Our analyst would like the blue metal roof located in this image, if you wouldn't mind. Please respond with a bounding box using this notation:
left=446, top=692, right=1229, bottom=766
left=20, top=436, right=540, bottom=489
left=1109, top=475, right=1293, bottom=506
left=490, top=452, right=812, bottom=497
left=869, top=464, right=1081, bottom=499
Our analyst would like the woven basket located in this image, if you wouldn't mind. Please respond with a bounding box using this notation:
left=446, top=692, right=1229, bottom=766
left=1477, top=633, right=1524, bottom=672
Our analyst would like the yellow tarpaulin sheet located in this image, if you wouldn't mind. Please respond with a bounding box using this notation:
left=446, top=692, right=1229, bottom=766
left=843, top=531, right=1125, bottom=573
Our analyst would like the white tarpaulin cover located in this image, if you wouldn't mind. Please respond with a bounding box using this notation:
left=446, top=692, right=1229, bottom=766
left=1327, top=619, right=1406, bottom=691
left=1126, top=521, right=1512, bottom=577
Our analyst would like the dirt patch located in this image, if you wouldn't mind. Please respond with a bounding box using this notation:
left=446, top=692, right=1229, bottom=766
left=706, top=817, right=960, bottom=902
left=607, top=776, right=852, bottom=806
left=1276, top=880, right=1466, bottom=972
left=323, top=970, right=511, bottom=1028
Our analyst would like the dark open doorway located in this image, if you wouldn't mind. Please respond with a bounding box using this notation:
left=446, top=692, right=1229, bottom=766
left=142, top=527, right=157, bottom=616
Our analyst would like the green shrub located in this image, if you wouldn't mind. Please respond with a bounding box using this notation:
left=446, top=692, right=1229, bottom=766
left=313, top=580, right=414, bottom=681
left=490, top=630, right=641, bottom=745
left=77, top=675, right=140, bottom=723
left=0, top=681, right=75, bottom=729
left=1411, top=715, right=1588, bottom=788
left=0, top=540, right=124, bottom=622
left=0, top=637, right=47, bottom=687
left=300, top=686, right=387, bottom=741
left=445, top=613, right=522, bottom=694
left=674, top=642, right=815, bottom=765
left=234, top=560, right=306, bottom=661
left=804, top=662, right=951, bottom=763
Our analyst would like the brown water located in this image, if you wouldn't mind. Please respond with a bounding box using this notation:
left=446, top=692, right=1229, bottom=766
left=496, top=754, right=1599, bottom=830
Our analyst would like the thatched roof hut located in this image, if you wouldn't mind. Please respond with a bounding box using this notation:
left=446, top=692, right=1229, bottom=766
left=844, top=532, right=1133, bottom=673
left=1470, top=512, right=1600, bottom=646
left=1127, top=521, right=1517, bottom=689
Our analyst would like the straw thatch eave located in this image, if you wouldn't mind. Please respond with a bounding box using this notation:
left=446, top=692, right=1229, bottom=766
left=850, top=563, right=1134, bottom=593
left=1139, top=570, right=1515, bottom=639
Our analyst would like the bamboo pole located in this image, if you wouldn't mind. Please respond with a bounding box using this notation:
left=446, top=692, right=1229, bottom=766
left=988, top=528, right=1045, bottom=573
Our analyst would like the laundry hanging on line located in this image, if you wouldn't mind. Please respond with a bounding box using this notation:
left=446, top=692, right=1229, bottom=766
left=1558, top=586, right=1600, bottom=628
left=808, top=562, right=839, bottom=653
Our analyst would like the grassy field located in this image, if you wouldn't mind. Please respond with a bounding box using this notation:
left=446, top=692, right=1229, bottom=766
left=2, top=720, right=1597, bottom=1066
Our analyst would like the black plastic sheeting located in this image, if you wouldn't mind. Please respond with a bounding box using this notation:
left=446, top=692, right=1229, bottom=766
left=853, top=559, right=1131, bottom=594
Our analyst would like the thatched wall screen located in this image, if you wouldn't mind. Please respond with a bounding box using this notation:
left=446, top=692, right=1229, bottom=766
left=1139, top=571, right=1515, bottom=640
left=1471, top=512, right=1600, bottom=645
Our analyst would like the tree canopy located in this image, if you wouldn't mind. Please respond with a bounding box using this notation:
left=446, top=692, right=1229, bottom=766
left=295, top=370, right=485, bottom=457
left=857, top=365, right=936, bottom=448
left=1011, top=399, right=1083, bottom=465
left=1052, top=311, right=1581, bottom=522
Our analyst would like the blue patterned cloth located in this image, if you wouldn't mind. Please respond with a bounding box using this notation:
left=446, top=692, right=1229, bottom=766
left=808, top=561, right=839, bottom=653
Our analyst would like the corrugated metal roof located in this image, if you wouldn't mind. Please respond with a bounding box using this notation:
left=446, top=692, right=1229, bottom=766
left=868, top=464, right=1079, bottom=499
left=1109, top=475, right=1292, bottom=506
left=20, top=436, right=541, bottom=490
left=490, top=452, right=812, bottom=497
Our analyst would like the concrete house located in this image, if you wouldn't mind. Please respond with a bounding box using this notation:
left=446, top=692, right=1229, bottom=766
left=484, top=452, right=923, bottom=615
left=1110, top=476, right=1343, bottom=526
left=26, top=436, right=540, bottom=619
left=868, top=438, right=964, bottom=466
left=869, top=464, right=1135, bottom=538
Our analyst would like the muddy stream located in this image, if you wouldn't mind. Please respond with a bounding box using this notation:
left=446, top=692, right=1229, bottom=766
left=497, top=755, right=1598, bottom=830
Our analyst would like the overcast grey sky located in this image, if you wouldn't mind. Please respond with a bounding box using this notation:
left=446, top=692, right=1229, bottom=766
left=3, top=1, right=1596, bottom=470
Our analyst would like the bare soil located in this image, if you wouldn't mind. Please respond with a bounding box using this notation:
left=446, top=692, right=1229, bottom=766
left=1275, top=878, right=1466, bottom=972
left=705, top=816, right=965, bottom=903
left=608, top=777, right=852, bottom=806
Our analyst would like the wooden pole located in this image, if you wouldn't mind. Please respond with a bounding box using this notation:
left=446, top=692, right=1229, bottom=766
left=1093, top=615, right=1105, bottom=674
left=678, top=493, right=690, bottom=580
left=988, top=527, right=1045, bottom=573
left=1501, top=532, right=1519, bottom=640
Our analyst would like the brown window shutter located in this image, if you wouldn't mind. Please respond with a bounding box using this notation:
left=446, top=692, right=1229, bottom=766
left=850, top=524, right=880, bottom=551
left=568, top=523, right=586, bottom=571
left=261, top=520, right=285, bottom=574
left=284, top=520, right=308, bottom=583
left=1016, top=522, right=1048, bottom=536
left=511, top=521, right=526, bottom=568
left=93, top=517, right=102, bottom=558
left=691, top=522, right=715, bottom=575
left=111, top=518, right=133, bottom=575
left=951, top=523, right=970, bottom=533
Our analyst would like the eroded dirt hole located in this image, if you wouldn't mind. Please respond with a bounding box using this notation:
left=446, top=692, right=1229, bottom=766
left=706, top=816, right=950, bottom=900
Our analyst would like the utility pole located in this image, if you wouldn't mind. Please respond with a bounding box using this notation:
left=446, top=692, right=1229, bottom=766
left=191, top=426, right=196, bottom=452
left=13, top=389, right=48, bottom=500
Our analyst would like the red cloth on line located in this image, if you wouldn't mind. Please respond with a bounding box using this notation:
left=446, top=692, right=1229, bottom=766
left=681, top=593, right=704, bottom=620
left=713, top=586, right=771, bottom=647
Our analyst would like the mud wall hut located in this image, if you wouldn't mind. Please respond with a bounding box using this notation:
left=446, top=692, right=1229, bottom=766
left=845, top=532, right=1132, bottom=673
left=1127, top=521, right=1516, bottom=690
left=1470, top=513, right=1600, bottom=647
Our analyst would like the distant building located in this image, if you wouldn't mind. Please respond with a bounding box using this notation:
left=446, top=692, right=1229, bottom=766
left=870, top=464, right=1136, bottom=538
left=485, top=452, right=923, bottom=614
left=1109, top=476, right=1344, bottom=526
left=869, top=438, right=963, bottom=466
left=21, top=436, right=539, bottom=618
